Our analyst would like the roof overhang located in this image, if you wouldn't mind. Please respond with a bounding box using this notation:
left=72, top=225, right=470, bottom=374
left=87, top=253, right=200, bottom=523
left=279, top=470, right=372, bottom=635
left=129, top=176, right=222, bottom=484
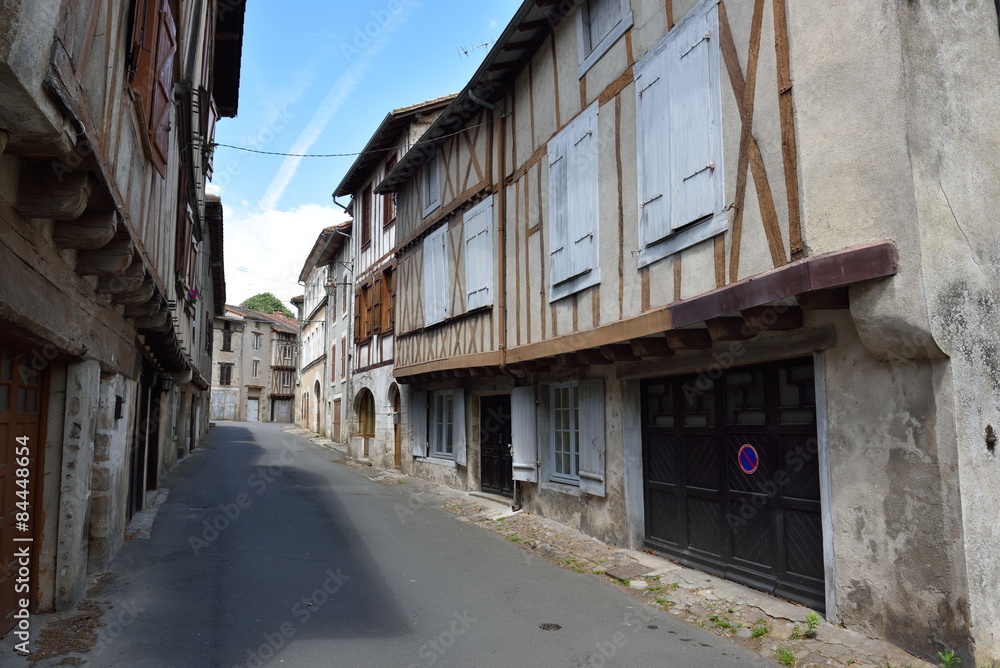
left=375, top=0, right=561, bottom=195
left=296, top=221, right=352, bottom=283
left=213, top=0, right=247, bottom=118
left=333, top=95, right=457, bottom=199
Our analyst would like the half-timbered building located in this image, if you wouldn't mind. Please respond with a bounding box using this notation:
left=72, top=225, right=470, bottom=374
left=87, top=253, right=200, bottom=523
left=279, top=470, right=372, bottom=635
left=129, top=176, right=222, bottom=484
left=332, top=95, right=455, bottom=468
left=0, top=0, right=244, bottom=630
left=377, top=0, right=1000, bottom=664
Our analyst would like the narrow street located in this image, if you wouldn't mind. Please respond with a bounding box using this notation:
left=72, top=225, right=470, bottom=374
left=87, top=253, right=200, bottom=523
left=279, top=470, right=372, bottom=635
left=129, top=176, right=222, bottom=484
left=24, top=423, right=767, bottom=668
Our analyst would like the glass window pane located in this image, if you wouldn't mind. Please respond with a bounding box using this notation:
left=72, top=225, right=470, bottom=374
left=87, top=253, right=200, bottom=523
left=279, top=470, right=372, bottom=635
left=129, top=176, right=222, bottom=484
left=26, top=388, right=37, bottom=413
left=0, top=385, right=9, bottom=412
left=1, top=354, right=11, bottom=381
left=17, top=387, right=26, bottom=413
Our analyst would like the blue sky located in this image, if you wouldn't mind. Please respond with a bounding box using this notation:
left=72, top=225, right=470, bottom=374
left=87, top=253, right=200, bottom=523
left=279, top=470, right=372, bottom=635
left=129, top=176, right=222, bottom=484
left=210, top=0, right=522, bottom=308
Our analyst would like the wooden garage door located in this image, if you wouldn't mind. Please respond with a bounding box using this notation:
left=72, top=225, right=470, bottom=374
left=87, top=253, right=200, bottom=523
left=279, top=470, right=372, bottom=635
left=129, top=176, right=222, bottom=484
left=0, top=345, right=47, bottom=636
left=642, top=358, right=824, bottom=611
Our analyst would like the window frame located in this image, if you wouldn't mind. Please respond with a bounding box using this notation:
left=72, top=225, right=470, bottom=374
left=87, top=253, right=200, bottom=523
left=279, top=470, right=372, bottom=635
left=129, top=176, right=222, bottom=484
left=252, top=332, right=261, bottom=351
left=429, top=390, right=455, bottom=459
left=549, top=382, right=581, bottom=485
left=219, top=363, right=233, bottom=386
left=252, top=359, right=259, bottom=378
left=634, top=0, right=726, bottom=269
left=577, top=0, right=633, bottom=78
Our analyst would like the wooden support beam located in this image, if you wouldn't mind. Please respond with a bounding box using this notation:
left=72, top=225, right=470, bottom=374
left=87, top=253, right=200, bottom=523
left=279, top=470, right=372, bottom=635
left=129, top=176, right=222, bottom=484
left=741, top=305, right=803, bottom=331
left=52, top=210, right=119, bottom=249
left=796, top=288, right=850, bottom=310
left=76, top=237, right=133, bottom=276
left=125, top=298, right=162, bottom=319
left=133, top=311, right=169, bottom=330
left=630, top=336, right=675, bottom=358
left=706, top=317, right=756, bottom=341
left=555, top=353, right=588, bottom=368
left=97, top=260, right=144, bottom=294
left=15, top=161, right=92, bottom=220
left=577, top=348, right=613, bottom=365
left=663, top=329, right=713, bottom=350
left=502, top=40, right=535, bottom=52
left=516, top=19, right=550, bottom=31
left=112, top=280, right=156, bottom=306
left=599, top=344, right=640, bottom=362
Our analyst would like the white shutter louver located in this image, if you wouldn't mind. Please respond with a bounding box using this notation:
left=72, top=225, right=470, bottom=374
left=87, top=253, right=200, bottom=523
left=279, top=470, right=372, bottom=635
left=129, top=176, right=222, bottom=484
left=453, top=389, right=467, bottom=466
left=511, top=386, right=538, bottom=483
left=411, top=390, right=428, bottom=458
left=422, top=226, right=449, bottom=326
left=636, top=53, right=671, bottom=246
left=548, top=142, right=571, bottom=286
left=578, top=378, right=606, bottom=497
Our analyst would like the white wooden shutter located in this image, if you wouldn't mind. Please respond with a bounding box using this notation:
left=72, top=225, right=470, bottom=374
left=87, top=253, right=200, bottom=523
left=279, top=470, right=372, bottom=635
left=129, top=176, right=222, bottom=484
left=453, top=389, right=467, bottom=466
left=511, top=386, right=538, bottom=483
left=464, top=197, right=493, bottom=311
left=567, top=106, right=599, bottom=281
left=411, top=390, right=428, bottom=457
left=578, top=378, right=606, bottom=497
left=422, top=226, right=449, bottom=326
left=549, top=103, right=599, bottom=289
left=422, top=155, right=441, bottom=216
left=547, top=138, right=571, bottom=286
left=669, top=10, right=717, bottom=230
left=587, top=0, right=622, bottom=50
left=636, top=50, right=671, bottom=246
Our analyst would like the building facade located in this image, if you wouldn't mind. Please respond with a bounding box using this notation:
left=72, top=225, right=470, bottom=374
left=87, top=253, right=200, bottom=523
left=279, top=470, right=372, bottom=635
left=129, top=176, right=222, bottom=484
left=295, top=222, right=352, bottom=440
left=210, top=306, right=298, bottom=423
left=0, top=0, right=244, bottom=631
left=332, top=96, right=454, bottom=467
left=378, top=1, right=1000, bottom=664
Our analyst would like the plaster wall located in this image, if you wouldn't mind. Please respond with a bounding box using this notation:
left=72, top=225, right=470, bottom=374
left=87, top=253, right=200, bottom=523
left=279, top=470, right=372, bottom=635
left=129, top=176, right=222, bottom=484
left=351, top=365, right=395, bottom=463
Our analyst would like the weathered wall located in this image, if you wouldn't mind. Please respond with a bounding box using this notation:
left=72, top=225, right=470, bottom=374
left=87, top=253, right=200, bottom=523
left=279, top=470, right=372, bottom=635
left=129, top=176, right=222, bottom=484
left=350, top=365, right=395, bottom=462
left=88, top=373, right=134, bottom=573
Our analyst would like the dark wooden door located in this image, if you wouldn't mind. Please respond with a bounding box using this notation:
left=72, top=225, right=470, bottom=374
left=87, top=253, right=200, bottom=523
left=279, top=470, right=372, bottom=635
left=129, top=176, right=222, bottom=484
left=0, top=342, right=47, bottom=636
left=642, top=358, right=824, bottom=611
left=480, top=396, right=513, bottom=497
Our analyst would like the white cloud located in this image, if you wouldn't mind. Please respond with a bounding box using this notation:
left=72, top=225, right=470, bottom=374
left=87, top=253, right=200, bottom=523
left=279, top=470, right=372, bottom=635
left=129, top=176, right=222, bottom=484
left=222, top=203, right=350, bottom=309
left=206, top=182, right=223, bottom=197
left=257, top=1, right=414, bottom=211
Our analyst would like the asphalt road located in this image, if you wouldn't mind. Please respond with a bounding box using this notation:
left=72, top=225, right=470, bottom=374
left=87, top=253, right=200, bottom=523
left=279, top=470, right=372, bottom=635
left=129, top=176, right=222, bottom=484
left=23, top=423, right=772, bottom=667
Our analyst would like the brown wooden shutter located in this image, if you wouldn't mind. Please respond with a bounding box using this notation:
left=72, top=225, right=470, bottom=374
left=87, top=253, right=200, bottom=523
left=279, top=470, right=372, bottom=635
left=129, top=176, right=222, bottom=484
left=361, top=188, right=372, bottom=248
left=384, top=268, right=396, bottom=332
left=372, top=275, right=382, bottom=334
left=149, top=0, right=177, bottom=177
left=363, top=282, right=373, bottom=339
left=353, top=291, right=362, bottom=344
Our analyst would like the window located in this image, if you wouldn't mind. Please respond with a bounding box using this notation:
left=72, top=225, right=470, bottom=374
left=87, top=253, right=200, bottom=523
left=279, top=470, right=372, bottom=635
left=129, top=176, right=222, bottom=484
left=340, top=335, right=347, bottom=378
left=360, top=187, right=372, bottom=249
left=548, top=102, right=600, bottom=302
left=252, top=332, right=262, bottom=350
left=511, top=379, right=606, bottom=496
left=205, top=311, right=212, bottom=353
left=252, top=359, right=259, bottom=378
left=281, top=370, right=292, bottom=388
left=550, top=383, right=580, bottom=483
left=358, top=390, right=375, bottom=438
left=283, top=343, right=294, bottom=361
left=222, top=322, right=232, bottom=351
left=464, top=197, right=494, bottom=311
left=128, top=0, right=177, bottom=176
left=411, top=389, right=467, bottom=464
left=383, top=155, right=397, bottom=227
left=577, top=0, right=633, bottom=77
left=422, top=225, right=449, bottom=326
left=342, top=271, right=349, bottom=316
left=219, top=363, right=233, bottom=386
left=431, top=390, right=454, bottom=458
left=634, top=0, right=725, bottom=268
left=421, top=154, right=441, bottom=217
left=354, top=282, right=375, bottom=343
left=331, top=343, right=336, bottom=380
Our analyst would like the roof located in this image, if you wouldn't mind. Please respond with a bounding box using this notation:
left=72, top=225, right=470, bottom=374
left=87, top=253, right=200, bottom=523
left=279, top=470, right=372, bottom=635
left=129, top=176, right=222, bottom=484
left=297, top=220, right=352, bottom=283
left=375, top=0, right=551, bottom=195
left=225, top=305, right=298, bottom=334
left=213, top=1, right=248, bottom=117
left=332, top=94, right=458, bottom=199
left=205, top=197, right=225, bottom=315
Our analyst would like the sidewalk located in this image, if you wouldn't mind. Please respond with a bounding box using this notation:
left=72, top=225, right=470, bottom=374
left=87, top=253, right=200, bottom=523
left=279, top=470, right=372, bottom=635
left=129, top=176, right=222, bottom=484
left=301, top=428, right=935, bottom=668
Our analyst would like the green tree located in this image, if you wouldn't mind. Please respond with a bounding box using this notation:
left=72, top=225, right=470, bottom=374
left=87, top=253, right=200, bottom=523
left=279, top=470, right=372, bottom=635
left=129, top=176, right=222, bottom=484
left=240, top=292, right=294, bottom=318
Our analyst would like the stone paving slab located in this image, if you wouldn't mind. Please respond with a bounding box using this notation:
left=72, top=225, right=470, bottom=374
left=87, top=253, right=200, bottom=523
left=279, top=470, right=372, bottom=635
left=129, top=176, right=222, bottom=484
left=309, top=430, right=938, bottom=668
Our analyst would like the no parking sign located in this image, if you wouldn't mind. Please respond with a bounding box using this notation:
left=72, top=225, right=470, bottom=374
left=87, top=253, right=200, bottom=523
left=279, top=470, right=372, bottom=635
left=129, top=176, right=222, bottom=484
left=737, top=444, right=759, bottom=474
